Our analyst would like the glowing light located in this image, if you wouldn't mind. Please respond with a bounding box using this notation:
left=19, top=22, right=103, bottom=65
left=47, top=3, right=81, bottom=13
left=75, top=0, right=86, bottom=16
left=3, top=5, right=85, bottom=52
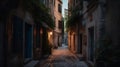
left=49, top=32, right=53, bottom=35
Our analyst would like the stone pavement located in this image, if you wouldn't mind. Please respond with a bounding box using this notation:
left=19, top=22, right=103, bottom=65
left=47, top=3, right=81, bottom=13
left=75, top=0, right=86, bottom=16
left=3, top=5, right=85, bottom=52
left=24, top=60, right=39, bottom=67
left=35, top=46, right=89, bottom=67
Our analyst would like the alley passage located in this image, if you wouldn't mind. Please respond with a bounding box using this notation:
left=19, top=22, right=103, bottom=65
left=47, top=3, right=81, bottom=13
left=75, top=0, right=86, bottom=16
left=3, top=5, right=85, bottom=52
left=36, top=46, right=88, bottom=67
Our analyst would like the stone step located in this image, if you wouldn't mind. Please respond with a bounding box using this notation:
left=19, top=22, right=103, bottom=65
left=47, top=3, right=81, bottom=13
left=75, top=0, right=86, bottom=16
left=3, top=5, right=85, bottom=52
left=24, top=58, right=32, bottom=64
left=24, top=60, right=39, bottom=67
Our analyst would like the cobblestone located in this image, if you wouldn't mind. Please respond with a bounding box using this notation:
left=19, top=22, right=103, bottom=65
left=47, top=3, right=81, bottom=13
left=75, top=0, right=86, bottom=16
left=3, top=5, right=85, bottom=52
left=36, top=46, right=89, bottom=67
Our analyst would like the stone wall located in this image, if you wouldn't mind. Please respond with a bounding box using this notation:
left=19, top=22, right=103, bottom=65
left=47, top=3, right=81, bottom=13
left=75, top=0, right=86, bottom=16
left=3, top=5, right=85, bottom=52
left=105, top=0, right=120, bottom=46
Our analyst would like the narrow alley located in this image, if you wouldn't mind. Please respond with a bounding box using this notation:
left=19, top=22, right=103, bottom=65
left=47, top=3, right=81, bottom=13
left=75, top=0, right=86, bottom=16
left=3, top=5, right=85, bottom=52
left=35, top=45, right=89, bottom=67
left=0, top=0, right=120, bottom=67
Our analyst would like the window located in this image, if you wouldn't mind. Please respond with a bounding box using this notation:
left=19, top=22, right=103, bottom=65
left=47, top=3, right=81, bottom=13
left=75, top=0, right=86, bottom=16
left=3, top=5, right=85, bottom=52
left=58, top=20, right=62, bottom=29
left=58, top=4, right=62, bottom=13
left=54, top=0, right=55, bottom=6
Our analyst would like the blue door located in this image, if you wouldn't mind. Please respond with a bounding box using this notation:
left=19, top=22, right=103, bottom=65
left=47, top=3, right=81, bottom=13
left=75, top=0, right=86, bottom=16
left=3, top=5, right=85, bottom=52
left=24, top=23, right=32, bottom=58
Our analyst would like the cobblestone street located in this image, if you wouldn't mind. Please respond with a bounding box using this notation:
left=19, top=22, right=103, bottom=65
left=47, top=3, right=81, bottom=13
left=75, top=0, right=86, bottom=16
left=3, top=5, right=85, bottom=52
left=1, top=0, right=120, bottom=67
left=36, top=46, right=89, bottom=67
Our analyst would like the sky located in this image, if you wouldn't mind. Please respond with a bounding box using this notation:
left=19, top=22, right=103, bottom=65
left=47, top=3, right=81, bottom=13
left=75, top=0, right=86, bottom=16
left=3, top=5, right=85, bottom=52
left=62, top=0, right=68, bottom=17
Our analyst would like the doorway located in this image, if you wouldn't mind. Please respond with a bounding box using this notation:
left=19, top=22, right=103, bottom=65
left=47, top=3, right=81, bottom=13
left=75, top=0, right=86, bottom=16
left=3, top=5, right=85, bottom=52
left=88, top=27, right=94, bottom=62
left=77, top=34, right=83, bottom=54
left=24, top=23, right=33, bottom=59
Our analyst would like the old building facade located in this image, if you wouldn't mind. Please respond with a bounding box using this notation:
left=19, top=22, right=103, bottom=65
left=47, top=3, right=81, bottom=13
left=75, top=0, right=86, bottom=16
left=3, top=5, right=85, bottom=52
left=84, top=0, right=105, bottom=65
left=68, top=0, right=105, bottom=63
left=0, top=0, right=55, bottom=67
left=67, top=0, right=106, bottom=66
left=68, top=0, right=84, bottom=54
left=53, top=0, right=63, bottom=47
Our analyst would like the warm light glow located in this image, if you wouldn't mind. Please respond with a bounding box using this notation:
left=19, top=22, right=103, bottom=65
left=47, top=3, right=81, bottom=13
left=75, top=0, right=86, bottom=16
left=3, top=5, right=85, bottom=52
left=49, top=32, right=53, bottom=35
left=48, top=31, right=53, bottom=45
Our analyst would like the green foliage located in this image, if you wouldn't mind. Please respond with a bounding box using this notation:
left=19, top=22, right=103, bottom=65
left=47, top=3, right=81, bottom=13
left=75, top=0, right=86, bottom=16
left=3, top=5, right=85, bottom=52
left=22, top=0, right=55, bottom=29
left=66, top=12, right=81, bottom=31
left=67, top=11, right=79, bottom=24
left=66, top=4, right=82, bottom=31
